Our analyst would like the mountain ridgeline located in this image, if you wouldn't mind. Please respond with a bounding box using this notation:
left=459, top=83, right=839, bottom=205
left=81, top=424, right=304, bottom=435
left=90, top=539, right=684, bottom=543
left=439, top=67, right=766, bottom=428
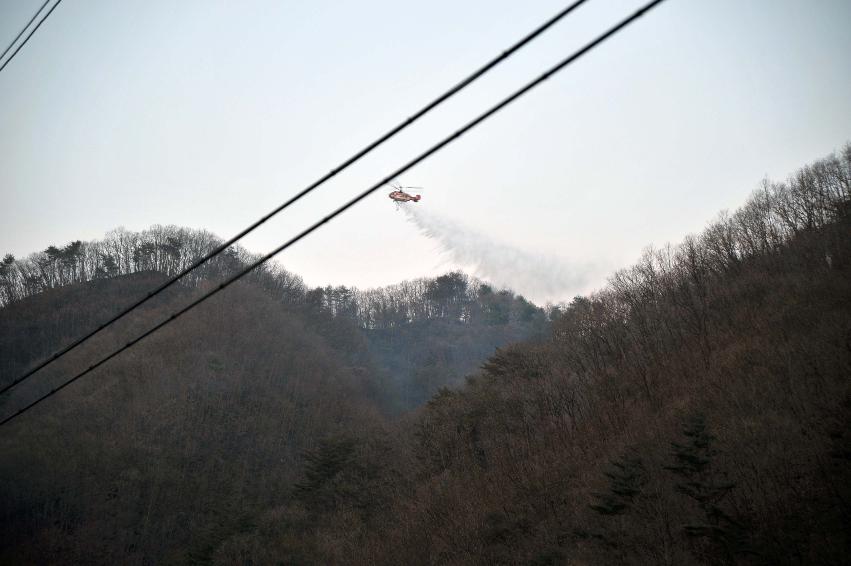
left=1, top=145, right=850, bottom=564
left=0, top=228, right=548, bottom=410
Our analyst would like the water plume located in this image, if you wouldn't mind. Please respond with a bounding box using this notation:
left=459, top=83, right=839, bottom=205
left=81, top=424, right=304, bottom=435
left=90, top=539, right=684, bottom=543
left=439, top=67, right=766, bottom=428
left=403, top=205, right=594, bottom=303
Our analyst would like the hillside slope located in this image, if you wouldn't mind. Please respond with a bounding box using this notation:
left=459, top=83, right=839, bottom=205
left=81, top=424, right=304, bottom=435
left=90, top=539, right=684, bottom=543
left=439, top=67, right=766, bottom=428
left=0, top=269, right=544, bottom=563
left=267, top=146, right=851, bottom=565
left=0, top=274, right=385, bottom=564
left=360, top=209, right=851, bottom=565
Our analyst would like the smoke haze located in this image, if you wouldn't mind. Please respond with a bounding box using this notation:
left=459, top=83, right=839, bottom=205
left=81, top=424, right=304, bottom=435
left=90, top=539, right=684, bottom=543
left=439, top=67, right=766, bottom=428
left=403, top=205, right=595, bottom=303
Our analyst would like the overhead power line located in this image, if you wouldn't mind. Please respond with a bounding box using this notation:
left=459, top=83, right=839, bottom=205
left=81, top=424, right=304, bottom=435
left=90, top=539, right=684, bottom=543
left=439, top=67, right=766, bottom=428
left=0, top=0, right=51, bottom=63
left=0, top=0, right=63, bottom=74
left=0, top=0, right=591, bottom=398
left=0, top=0, right=668, bottom=428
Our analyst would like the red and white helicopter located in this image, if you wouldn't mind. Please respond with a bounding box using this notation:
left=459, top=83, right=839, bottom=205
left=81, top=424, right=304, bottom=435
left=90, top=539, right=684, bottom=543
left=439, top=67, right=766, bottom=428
left=387, top=182, right=422, bottom=205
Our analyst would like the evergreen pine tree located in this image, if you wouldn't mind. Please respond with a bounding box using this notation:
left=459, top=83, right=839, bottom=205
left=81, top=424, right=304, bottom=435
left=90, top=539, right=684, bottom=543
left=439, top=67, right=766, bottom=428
left=666, top=415, right=750, bottom=562
left=590, top=455, right=646, bottom=516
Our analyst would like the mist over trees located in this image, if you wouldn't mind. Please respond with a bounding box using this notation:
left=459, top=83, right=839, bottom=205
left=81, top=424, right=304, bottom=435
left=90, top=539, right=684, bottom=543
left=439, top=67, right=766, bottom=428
left=1, top=145, right=850, bottom=564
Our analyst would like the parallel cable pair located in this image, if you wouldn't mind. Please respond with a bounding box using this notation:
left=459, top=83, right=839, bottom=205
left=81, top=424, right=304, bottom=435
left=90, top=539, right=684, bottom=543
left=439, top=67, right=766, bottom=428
left=0, top=0, right=63, bottom=74
left=0, top=0, right=668, bottom=428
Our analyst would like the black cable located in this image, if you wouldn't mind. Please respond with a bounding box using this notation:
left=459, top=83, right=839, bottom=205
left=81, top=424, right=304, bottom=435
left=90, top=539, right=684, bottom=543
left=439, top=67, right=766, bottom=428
left=0, top=0, right=62, bottom=74
left=0, top=0, right=591, bottom=397
left=0, top=0, right=51, bottom=64
left=0, top=0, right=668, bottom=428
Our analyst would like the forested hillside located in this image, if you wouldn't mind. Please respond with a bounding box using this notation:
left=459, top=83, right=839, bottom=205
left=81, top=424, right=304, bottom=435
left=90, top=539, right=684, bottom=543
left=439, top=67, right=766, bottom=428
left=286, top=145, right=850, bottom=565
left=338, top=146, right=851, bottom=565
left=0, top=239, right=545, bottom=562
left=0, top=272, right=387, bottom=563
left=1, top=145, right=850, bottom=564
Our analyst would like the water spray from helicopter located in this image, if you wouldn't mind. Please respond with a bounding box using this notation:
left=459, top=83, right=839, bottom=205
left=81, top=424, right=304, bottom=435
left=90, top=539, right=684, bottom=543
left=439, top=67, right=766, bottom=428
left=397, top=194, right=597, bottom=304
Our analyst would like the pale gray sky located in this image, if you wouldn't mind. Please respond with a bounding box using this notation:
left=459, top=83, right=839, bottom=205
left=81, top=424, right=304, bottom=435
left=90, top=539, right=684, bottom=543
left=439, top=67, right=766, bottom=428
left=1, top=0, right=850, bottom=303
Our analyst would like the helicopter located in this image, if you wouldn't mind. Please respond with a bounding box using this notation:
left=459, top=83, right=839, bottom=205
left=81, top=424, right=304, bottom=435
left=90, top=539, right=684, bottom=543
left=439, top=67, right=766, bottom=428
left=387, top=182, right=422, bottom=204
